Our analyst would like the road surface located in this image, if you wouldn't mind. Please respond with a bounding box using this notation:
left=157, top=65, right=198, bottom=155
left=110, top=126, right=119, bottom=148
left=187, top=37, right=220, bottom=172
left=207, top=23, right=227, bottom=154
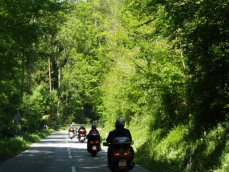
left=0, top=131, right=150, bottom=172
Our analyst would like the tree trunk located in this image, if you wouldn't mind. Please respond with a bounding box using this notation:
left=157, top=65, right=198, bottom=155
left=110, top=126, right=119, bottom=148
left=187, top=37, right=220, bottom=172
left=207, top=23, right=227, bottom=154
left=48, top=57, right=52, bottom=92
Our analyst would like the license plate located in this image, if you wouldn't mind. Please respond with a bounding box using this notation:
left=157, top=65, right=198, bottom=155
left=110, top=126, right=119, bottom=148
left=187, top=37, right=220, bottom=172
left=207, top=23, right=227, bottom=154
left=119, top=159, right=126, bottom=167
left=92, top=146, right=97, bottom=151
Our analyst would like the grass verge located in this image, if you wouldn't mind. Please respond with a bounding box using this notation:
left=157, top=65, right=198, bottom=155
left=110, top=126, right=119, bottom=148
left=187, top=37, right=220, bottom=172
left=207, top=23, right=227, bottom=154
left=0, top=128, right=54, bottom=161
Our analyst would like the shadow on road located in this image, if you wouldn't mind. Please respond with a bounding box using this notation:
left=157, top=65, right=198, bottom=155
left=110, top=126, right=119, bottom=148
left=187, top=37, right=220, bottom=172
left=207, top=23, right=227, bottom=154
left=0, top=131, right=149, bottom=172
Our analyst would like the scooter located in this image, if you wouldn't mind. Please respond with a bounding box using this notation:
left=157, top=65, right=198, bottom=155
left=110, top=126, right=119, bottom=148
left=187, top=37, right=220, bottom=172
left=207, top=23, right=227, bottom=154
left=68, top=127, right=75, bottom=139
left=78, top=129, right=87, bottom=143
left=87, top=134, right=101, bottom=156
left=69, top=131, right=74, bottom=139
left=103, top=136, right=135, bottom=172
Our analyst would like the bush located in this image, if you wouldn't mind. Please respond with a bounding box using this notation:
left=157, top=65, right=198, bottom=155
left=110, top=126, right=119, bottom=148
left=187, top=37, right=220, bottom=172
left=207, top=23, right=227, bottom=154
left=24, top=134, right=41, bottom=144
left=0, top=137, right=26, bottom=160
left=193, top=123, right=228, bottom=171
left=154, top=125, right=189, bottom=162
left=8, top=137, right=27, bottom=154
left=0, top=129, right=53, bottom=161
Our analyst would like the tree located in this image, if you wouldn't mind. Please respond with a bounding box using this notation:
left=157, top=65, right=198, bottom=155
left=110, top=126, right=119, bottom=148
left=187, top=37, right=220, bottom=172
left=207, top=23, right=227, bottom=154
left=56, top=0, right=112, bottom=123
left=0, top=0, right=68, bottom=136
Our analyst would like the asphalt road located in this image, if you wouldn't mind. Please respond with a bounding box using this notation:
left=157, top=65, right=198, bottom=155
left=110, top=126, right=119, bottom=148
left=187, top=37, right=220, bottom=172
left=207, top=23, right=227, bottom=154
left=0, top=131, right=150, bottom=172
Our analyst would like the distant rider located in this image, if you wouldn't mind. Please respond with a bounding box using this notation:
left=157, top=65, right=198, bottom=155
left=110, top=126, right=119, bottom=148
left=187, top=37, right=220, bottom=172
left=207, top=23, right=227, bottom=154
left=78, top=125, right=86, bottom=132
left=69, top=122, right=77, bottom=135
left=77, top=125, right=87, bottom=141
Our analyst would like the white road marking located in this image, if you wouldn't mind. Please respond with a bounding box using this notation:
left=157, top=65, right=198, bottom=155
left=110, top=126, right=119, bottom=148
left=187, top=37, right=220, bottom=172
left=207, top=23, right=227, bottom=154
left=68, top=147, right=71, bottom=155
left=67, top=141, right=73, bottom=160
left=71, top=166, right=76, bottom=172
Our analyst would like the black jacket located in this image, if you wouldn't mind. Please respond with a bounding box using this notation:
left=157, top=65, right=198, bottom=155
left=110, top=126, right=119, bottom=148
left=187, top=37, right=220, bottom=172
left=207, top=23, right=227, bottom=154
left=106, top=127, right=132, bottom=144
left=78, top=126, right=86, bottom=133
left=87, top=129, right=101, bottom=141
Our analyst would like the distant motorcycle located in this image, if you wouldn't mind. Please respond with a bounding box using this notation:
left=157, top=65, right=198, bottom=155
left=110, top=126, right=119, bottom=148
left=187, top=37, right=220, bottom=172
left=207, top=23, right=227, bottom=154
left=68, top=127, right=75, bottom=139
left=78, top=129, right=87, bottom=143
left=104, top=136, right=135, bottom=172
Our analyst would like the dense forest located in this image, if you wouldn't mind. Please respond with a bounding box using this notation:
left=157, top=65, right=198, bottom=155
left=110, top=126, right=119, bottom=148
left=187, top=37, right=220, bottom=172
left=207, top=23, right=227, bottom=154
left=0, top=0, right=228, bottom=171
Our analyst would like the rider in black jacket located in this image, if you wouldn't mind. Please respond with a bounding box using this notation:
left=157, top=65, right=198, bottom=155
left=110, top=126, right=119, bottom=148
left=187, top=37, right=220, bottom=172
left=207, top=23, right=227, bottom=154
left=87, top=124, right=101, bottom=151
left=106, top=118, right=135, bottom=168
left=78, top=125, right=86, bottom=132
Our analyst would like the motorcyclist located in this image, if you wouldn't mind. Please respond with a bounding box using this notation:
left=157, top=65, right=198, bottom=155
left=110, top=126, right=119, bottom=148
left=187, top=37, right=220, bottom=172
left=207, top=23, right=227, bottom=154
left=106, top=117, right=135, bottom=168
left=78, top=125, right=86, bottom=132
left=68, top=123, right=76, bottom=138
left=78, top=125, right=87, bottom=138
left=70, top=122, right=77, bottom=135
left=71, top=122, right=76, bottom=127
left=87, top=124, right=101, bottom=151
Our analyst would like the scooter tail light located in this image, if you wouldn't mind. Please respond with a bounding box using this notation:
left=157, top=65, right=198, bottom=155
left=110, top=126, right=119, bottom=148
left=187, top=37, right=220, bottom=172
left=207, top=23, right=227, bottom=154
left=124, top=152, right=129, bottom=156
left=114, top=152, right=121, bottom=156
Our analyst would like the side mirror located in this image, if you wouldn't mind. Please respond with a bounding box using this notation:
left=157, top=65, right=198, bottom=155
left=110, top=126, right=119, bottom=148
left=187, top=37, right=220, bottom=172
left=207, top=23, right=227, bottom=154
left=103, top=142, right=108, bottom=146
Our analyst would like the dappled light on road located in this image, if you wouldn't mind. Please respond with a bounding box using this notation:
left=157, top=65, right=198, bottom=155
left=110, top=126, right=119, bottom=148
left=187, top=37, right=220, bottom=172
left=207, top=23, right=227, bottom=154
left=0, top=131, right=149, bottom=172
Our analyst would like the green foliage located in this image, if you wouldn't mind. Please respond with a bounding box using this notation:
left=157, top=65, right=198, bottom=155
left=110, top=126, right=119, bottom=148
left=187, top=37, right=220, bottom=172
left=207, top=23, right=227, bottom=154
left=56, top=0, right=113, bottom=123
left=151, top=0, right=229, bottom=130
left=0, top=0, right=228, bottom=171
left=214, top=147, right=229, bottom=172
left=7, top=137, right=27, bottom=155
left=0, top=0, right=69, bottom=136
left=19, top=85, right=57, bottom=132
left=0, top=136, right=28, bottom=159
left=153, top=125, right=189, bottom=162
left=98, top=0, right=228, bottom=171
left=0, top=79, right=21, bottom=136
left=0, top=129, right=53, bottom=160
left=192, top=123, right=228, bottom=171
left=133, top=125, right=190, bottom=172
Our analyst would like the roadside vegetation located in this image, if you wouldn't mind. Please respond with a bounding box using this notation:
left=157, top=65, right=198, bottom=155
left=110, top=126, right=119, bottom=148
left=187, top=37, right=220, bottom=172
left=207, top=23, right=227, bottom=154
left=0, top=0, right=228, bottom=171
left=0, top=128, right=54, bottom=161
